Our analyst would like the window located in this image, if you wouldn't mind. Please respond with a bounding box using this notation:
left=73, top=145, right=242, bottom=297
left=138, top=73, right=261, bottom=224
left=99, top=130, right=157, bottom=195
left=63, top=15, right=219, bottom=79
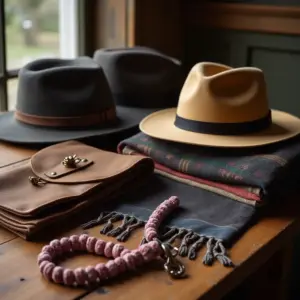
left=1, top=0, right=85, bottom=111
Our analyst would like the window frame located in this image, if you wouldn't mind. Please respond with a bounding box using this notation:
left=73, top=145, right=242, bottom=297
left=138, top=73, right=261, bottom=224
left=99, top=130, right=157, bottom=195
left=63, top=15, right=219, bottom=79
left=0, top=0, right=183, bottom=111
left=0, top=0, right=9, bottom=110
left=0, top=0, right=87, bottom=111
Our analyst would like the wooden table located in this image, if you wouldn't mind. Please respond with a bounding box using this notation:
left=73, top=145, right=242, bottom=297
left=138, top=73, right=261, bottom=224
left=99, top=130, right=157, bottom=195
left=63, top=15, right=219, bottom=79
left=0, top=142, right=299, bottom=300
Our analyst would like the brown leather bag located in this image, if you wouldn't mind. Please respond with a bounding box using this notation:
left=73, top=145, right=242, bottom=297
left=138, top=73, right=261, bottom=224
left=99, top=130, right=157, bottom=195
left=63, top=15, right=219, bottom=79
left=0, top=140, right=154, bottom=240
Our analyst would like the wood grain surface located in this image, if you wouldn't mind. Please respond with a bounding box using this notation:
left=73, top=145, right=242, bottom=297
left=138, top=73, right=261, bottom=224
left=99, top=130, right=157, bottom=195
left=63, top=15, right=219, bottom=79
left=0, top=142, right=299, bottom=300
left=187, top=2, right=300, bottom=36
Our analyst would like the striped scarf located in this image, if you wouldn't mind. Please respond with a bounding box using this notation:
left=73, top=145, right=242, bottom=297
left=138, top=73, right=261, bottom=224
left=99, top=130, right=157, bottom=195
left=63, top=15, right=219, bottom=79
left=84, top=132, right=300, bottom=268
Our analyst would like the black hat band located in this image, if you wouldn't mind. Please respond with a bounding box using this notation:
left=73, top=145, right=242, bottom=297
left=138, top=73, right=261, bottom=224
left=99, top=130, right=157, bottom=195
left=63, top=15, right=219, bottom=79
left=174, top=110, right=272, bottom=135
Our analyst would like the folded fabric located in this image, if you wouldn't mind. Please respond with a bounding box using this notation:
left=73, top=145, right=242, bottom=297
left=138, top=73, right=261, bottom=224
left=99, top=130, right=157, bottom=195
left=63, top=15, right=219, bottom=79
left=121, top=146, right=262, bottom=207
left=0, top=140, right=154, bottom=240
left=82, top=132, right=300, bottom=268
left=118, top=133, right=300, bottom=206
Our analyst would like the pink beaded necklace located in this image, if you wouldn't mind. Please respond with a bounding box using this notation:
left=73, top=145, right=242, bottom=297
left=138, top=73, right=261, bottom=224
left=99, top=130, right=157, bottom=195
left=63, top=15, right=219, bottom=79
left=37, top=196, right=186, bottom=287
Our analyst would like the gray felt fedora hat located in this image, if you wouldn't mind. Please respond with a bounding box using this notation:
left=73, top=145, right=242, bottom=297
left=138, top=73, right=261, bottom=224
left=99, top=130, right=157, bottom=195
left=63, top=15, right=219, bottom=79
left=93, top=46, right=184, bottom=119
left=0, top=56, right=146, bottom=144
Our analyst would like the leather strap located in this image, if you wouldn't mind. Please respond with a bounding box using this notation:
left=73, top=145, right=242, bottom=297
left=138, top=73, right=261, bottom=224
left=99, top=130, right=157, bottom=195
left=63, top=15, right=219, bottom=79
left=14, top=107, right=117, bottom=128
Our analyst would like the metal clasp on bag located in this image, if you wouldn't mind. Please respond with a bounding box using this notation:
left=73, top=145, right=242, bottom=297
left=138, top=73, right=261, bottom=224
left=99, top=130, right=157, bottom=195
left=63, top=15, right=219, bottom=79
left=28, top=176, right=47, bottom=187
left=62, top=154, right=83, bottom=168
left=160, top=242, right=186, bottom=279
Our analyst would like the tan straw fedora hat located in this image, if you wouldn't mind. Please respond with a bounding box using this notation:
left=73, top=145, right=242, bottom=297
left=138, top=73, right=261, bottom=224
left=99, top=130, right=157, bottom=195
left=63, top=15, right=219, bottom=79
left=140, top=62, right=300, bottom=147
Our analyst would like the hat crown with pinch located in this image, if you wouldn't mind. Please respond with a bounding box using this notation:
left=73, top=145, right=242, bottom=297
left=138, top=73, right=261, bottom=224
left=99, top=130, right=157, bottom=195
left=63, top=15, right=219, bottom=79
left=140, top=61, right=300, bottom=148
left=177, top=62, right=270, bottom=125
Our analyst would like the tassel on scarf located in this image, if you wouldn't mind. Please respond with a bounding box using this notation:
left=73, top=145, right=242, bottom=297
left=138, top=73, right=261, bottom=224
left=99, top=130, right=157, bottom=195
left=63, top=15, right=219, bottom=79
left=100, top=213, right=122, bottom=234
left=213, top=240, right=234, bottom=267
left=106, top=215, right=133, bottom=237
left=116, top=219, right=145, bottom=242
left=166, top=228, right=187, bottom=244
left=81, top=212, right=234, bottom=268
left=188, top=236, right=206, bottom=260
left=202, top=238, right=234, bottom=267
left=178, top=231, right=196, bottom=257
left=202, top=237, right=215, bottom=266
left=81, top=211, right=115, bottom=230
left=161, top=227, right=178, bottom=240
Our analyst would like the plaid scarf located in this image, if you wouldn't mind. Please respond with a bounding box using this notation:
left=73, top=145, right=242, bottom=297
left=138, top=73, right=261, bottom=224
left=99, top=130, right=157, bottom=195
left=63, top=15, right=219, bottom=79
left=119, top=133, right=300, bottom=206
left=83, top=132, right=300, bottom=268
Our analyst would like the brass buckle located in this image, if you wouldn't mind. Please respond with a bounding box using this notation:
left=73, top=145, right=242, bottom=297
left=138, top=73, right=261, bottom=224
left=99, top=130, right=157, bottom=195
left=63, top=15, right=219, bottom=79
left=62, top=154, right=83, bottom=168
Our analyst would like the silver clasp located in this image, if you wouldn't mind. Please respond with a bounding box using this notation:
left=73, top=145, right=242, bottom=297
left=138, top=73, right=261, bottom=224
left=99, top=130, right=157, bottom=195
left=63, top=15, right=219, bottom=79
left=28, top=176, right=47, bottom=187
left=160, top=242, right=186, bottom=279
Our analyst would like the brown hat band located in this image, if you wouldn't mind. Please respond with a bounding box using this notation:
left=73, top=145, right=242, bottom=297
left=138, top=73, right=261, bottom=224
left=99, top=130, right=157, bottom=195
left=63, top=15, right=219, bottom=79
left=174, top=110, right=272, bottom=135
left=14, top=106, right=117, bottom=128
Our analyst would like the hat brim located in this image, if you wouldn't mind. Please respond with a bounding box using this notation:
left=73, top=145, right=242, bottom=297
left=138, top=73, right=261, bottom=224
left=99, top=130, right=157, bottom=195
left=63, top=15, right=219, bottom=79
left=0, top=106, right=158, bottom=144
left=140, top=108, right=300, bottom=148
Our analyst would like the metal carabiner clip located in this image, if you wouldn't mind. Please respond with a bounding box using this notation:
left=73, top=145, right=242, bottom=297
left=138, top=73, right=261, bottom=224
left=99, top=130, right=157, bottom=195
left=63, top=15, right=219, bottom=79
left=160, top=242, right=186, bottom=279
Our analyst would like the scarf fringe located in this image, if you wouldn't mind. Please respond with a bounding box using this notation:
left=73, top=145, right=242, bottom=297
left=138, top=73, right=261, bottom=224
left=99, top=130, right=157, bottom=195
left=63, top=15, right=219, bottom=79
left=81, top=212, right=234, bottom=268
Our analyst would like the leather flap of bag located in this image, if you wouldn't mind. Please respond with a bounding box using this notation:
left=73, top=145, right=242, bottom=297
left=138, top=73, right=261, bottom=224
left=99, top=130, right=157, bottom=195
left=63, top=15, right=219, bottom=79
left=30, top=140, right=146, bottom=183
